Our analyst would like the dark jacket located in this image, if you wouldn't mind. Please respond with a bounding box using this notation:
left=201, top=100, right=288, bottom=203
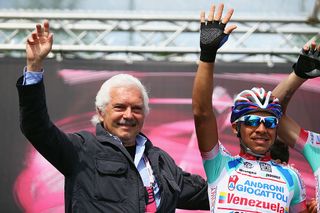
left=17, top=77, right=209, bottom=213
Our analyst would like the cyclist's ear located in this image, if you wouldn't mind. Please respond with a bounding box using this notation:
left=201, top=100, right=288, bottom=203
left=231, top=123, right=239, bottom=137
left=232, top=122, right=241, bottom=138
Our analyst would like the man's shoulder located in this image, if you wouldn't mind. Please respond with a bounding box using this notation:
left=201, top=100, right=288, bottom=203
left=71, top=130, right=96, bottom=143
left=271, top=160, right=303, bottom=180
left=76, top=130, right=95, bottom=136
left=146, top=144, right=176, bottom=161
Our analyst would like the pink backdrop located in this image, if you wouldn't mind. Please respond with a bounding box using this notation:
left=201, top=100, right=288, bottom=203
left=13, top=68, right=319, bottom=213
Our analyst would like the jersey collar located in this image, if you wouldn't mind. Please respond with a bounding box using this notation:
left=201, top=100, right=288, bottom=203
left=239, top=150, right=271, bottom=161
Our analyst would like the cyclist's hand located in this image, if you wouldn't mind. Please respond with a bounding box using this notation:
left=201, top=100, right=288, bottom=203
left=200, top=4, right=236, bottom=62
left=293, top=41, right=320, bottom=79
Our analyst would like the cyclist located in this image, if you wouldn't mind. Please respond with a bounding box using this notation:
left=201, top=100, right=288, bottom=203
left=272, top=41, right=320, bottom=213
left=192, top=3, right=308, bottom=212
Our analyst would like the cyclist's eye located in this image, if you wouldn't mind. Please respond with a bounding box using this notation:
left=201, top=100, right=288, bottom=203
left=239, top=115, right=278, bottom=128
left=244, top=116, right=261, bottom=127
left=264, top=117, right=278, bottom=128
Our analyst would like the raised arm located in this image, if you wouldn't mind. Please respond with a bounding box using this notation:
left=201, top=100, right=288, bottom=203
left=192, top=4, right=236, bottom=152
left=26, top=20, right=53, bottom=71
left=272, top=41, right=320, bottom=148
left=18, top=21, right=81, bottom=175
left=272, top=72, right=305, bottom=148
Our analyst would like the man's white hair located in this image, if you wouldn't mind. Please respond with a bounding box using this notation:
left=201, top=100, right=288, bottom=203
left=91, top=74, right=150, bottom=125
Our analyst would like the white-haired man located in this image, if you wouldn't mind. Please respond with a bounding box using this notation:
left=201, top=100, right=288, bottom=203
left=16, top=20, right=209, bottom=212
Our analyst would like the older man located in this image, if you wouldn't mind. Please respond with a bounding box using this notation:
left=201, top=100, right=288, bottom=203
left=17, top=20, right=209, bottom=212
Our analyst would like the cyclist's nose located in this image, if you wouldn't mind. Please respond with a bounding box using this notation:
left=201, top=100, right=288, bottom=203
left=255, top=122, right=267, bottom=132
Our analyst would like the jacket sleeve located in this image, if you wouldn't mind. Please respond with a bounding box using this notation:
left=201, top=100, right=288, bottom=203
left=16, top=76, right=82, bottom=176
left=159, top=150, right=209, bottom=210
left=176, top=167, right=209, bottom=210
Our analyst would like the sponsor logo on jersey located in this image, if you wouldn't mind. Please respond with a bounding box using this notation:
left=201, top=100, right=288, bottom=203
left=235, top=180, right=288, bottom=202
left=243, top=161, right=254, bottom=169
left=310, top=132, right=320, bottom=146
left=228, top=175, right=239, bottom=191
left=238, top=168, right=257, bottom=175
left=314, top=133, right=320, bottom=145
left=259, top=162, right=272, bottom=172
left=209, top=186, right=217, bottom=210
left=265, top=173, right=281, bottom=179
left=218, top=192, right=227, bottom=203
left=220, top=193, right=289, bottom=213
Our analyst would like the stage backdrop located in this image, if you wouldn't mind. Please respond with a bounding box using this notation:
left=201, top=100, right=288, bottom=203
left=1, top=58, right=319, bottom=213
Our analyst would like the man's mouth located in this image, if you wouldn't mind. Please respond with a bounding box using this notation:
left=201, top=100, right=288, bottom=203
left=118, top=120, right=136, bottom=127
left=252, top=137, right=269, bottom=143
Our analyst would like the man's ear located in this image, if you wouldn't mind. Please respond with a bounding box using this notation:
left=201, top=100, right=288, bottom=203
left=231, top=123, right=238, bottom=134
left=97, top=108, right=104, bottom=122
left=232, top=123, right=240, bottom=137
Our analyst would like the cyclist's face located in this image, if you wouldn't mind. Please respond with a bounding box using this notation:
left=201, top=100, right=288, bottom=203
left=238, top=112, right=277, bottom=155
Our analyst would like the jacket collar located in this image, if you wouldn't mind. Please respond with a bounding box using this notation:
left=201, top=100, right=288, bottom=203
left=95, top=123, right=153, bottom=146
left=95, top=123, right=122, bottom=145
left=95, top=123, right=163, bottom=178
left=95, top=123, right=155, bottom=157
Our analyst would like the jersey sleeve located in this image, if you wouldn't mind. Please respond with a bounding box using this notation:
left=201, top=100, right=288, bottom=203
left=200, top=142, right=232, bottom=184
left=295, top=129, right=320, bottom=172
left=288, top=166, right=307, bottom=211
left=294, top=129, right=320, bottom=212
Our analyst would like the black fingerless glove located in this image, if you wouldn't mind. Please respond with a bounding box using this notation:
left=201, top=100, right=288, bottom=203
left=200, top=21, right=229, bottom=63
left=293, top=49, right=320, bottom=79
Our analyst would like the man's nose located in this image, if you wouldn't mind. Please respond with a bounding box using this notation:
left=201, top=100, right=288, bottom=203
left=123, top=107, right=133, bottom=118
left=255, top=122, right=267, bottom=132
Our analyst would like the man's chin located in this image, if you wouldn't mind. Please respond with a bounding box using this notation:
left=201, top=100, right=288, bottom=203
left=118, top=133, right=136, bottom=144
left=252, top=148, right=269, bottom=155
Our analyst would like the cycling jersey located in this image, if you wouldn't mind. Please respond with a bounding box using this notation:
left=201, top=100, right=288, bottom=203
left=295, top=129, right=320, bottom=212
left=202, top=142, right=306, bottom=213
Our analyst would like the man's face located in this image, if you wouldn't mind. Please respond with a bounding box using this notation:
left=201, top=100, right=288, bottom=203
left=236, top=111, right=277, bottom=155
left=98, top=86, right=145, bottom=146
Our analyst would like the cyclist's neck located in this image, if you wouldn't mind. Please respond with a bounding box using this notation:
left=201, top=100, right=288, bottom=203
left=239, top=150, right=271, bottom=161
